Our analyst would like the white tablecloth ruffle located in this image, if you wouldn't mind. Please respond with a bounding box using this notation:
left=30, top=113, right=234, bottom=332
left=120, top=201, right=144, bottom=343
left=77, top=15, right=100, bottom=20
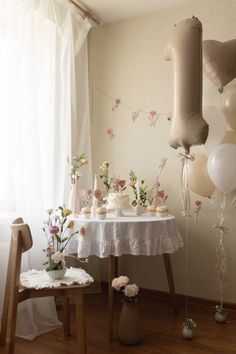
left=67, top=213, right=183, bottom=258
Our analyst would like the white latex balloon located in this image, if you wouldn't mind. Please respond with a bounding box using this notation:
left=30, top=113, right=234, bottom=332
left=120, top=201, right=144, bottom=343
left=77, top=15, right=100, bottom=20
left=202, top=106, right=226, bottom=154
left=207, top=144, right=236, bottom=193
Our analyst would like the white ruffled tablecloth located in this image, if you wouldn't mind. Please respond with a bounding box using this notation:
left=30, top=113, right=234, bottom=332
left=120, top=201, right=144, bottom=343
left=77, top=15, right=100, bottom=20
left=20, top=267, right=94, bottom=289
left=67, top=211, right=183, bottom=258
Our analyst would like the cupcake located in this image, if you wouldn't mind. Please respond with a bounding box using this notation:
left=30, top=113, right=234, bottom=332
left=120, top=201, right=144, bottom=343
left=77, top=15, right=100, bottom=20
left=156, top=206, right=169, bottom=217
left=147, top=205, right=156, bottom=216
left=96, top=207, right=107, bottom=220
left=81, top=206, right=91, bottom=219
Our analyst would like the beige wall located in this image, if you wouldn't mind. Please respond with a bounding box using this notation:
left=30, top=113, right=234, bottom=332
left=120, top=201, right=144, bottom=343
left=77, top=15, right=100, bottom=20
left=88, top=0, right=236, bottom=302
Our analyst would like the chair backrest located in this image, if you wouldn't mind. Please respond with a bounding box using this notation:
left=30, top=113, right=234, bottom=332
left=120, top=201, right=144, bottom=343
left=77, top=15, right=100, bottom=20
left=11, top=218, right=33, bottom=253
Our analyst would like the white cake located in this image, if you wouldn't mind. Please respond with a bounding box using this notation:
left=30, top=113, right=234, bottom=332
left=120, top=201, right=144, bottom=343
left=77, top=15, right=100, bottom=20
left=106, top=193, right=131, bottom=210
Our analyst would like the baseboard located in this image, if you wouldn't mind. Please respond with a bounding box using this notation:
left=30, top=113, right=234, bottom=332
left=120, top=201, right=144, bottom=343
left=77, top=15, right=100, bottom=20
left=101, top=281, right=236, bottom=310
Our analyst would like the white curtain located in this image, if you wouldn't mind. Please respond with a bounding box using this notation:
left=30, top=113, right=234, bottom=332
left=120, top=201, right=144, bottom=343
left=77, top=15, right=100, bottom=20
left=0, top=0, right=92, bottom=340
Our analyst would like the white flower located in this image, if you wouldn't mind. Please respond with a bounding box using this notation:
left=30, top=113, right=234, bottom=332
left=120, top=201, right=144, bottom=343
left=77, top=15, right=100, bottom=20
left=51, top=251, right=65, bottom=264
left=123, top=284, right=139, bottom=297
left=112, top=276, right=129, bottom=290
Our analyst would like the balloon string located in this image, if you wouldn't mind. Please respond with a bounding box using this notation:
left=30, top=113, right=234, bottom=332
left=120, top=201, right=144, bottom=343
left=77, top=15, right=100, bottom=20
left=178, top=152, right=194, bottom=318
left=214, top=193, right=228, bottom=308
left=185, top=210, right=189, bottom=317
left=178, top=154, right=194, bottom=216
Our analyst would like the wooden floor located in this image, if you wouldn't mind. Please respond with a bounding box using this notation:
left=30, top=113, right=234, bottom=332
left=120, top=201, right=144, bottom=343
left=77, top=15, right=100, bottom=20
left=5, top=292, right=236, bottom=354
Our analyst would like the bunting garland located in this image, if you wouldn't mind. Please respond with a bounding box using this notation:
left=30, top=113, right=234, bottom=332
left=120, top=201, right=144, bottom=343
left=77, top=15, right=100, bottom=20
left=93, top=86, right=172, bottom=127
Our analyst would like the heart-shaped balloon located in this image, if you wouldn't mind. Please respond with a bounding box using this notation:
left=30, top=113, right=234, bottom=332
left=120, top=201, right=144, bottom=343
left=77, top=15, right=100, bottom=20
left=207, top=144, right=236, bottom=193
left=221, top=84, right=236, bottom=131
left=203, top=39, right=236, bottom=92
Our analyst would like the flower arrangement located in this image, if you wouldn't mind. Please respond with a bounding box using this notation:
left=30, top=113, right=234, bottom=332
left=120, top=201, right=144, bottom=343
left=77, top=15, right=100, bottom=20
left=112, top=276, right=139, bottom=303
left=194, top=200, right=202, bottom=224
left=183, top=318, right=196, bottom=330
left=42, top=207, right=86, bottom=271
left=128, top=170, right=148, bottom=207
left=99, top=161, right=114, bottom=192
left=69, top=153, right=88, bottom=184
left=215, top=305, right=226, bottom=315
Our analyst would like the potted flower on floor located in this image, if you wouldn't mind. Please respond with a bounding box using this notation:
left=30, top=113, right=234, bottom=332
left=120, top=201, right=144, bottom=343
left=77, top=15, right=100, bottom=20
left=215, top=305, right=227, bottom=323
left=182, top=318, right=196, bottom=339
left=112, top=276, right=141, bottom=345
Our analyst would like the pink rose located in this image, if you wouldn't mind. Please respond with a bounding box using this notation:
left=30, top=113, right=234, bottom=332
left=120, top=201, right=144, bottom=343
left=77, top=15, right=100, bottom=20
left=157, top=190, right=165, bottom=198
left=195, top=200, right=202, bottom=207
left=49, top=226, right=59, bottom=235
left=87, top=188, right=93, bottom=196
left=94, top=189, right=102, bottom=200
left=79, top=225, right=86, bottom=236
left=107, top=128, right=113, bottom=135
left=118, top=179, right=126, bottom=188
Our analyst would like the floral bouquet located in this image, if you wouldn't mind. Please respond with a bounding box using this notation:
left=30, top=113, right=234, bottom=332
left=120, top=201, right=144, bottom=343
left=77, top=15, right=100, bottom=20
left=69, top=153, right=88, bottom=184
left=128, top=170, right=148, bottom=207
left=42, top=206, right=86, bottom=271
left=99, top=161, right=114, bottom=193
left=112, top=276, right=139, bottom=303
left=183, top=318, right=196, bottom=330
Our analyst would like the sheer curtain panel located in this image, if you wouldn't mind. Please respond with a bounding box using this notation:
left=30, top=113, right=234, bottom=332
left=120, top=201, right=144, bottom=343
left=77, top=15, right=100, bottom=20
left=0, top=0, right=92, bottom=340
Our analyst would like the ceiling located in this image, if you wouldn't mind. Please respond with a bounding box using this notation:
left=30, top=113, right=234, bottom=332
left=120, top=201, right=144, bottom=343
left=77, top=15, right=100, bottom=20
left=78, top=0, right=194, bottom=23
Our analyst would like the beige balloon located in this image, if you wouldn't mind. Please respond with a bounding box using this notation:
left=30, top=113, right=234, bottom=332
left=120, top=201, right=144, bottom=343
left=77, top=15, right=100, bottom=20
left=203, top=39, right=236, bottom=93
left=187, top=153, right=215, bottom=198
left=221, top=84, right=236, bottom=131
left=220, top=130, right=236, bottom=144
left=164, top=17, right=209, bottom=153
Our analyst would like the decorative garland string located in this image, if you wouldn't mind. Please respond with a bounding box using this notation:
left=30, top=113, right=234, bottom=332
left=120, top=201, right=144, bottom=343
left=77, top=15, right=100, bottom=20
left=93, top=85, right=171, bottom=126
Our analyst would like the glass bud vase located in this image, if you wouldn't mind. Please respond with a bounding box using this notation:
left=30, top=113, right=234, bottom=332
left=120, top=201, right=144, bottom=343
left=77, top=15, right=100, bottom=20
left=118, top=300, right=141, bottom=345
left=68, top=180, right=80, bottom=216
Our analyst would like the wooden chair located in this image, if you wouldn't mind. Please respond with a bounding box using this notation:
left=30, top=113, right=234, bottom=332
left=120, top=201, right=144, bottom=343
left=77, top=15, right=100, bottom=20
left=0, top=218, right=91, bottom=354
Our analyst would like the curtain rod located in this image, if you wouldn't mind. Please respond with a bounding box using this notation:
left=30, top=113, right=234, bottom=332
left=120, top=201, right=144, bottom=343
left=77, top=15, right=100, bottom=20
left=69, top=0, right=101, bottom=26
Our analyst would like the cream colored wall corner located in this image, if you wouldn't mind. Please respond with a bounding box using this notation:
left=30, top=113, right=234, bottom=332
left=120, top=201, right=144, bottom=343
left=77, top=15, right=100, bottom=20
left=88, top=0, right=236, bottom=302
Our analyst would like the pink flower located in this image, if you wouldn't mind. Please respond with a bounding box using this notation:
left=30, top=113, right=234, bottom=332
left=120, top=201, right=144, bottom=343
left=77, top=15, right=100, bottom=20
left=112, top=98, right=121, bottom=112
left=195, top=200, right=202, bottom=207
left=118, top=179, right=126, bottom=188
left=107, top=128, right=113, bottom=135
left=94, top=189, right=102, bottom=200
left=49, top=226, right=59, bottom=235
left=157, top=190, right=165, bottom=198
left=87, top=188, right=93, bottom=196
left=81, top=158, right=88, bottom=166
left=79, top=225, right=86, bottom=236
left=149, top=110, right=157, bottom=119
left=128, top=181, right=134, bottom=187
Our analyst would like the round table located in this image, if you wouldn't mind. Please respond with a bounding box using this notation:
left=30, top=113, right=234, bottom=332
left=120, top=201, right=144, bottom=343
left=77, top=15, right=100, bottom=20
left=69, top=211, right=183, bottom=340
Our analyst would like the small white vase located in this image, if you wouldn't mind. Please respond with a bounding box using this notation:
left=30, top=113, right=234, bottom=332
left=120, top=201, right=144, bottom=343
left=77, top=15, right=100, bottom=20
left=114, top=208, right=123, bottom=217
left=47, top=267, right=67, bottom=280
left=133, top=205, right=143, bottom=216
left=68, top=181, right=80, bottom=215
left=215, top=311, right=227, bottom=323
left=182, top=326, right=193, bottom=339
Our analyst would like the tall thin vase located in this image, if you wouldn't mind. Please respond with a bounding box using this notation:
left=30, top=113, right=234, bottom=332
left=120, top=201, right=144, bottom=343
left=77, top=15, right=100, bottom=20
left=68, top=180, right=80, bottom=215
left=118, top=300, right=141, bottom=345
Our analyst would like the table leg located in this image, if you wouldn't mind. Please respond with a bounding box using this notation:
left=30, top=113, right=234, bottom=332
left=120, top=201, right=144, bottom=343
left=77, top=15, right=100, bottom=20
left=163, top=253, right=178, bottom=314
left=108, top=255, right=116, bottom=341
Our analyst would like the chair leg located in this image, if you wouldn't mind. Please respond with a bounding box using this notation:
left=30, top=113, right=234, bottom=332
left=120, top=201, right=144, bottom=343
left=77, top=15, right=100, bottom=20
left=0, top=286, right=10, bottom=346
left=0, top=242, right=13, bottom=346
left=4, top=292, right=19, bottom=354
left=75, top=292, right=86, bottom=354
left=63, top=297, right=70, bottom=336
